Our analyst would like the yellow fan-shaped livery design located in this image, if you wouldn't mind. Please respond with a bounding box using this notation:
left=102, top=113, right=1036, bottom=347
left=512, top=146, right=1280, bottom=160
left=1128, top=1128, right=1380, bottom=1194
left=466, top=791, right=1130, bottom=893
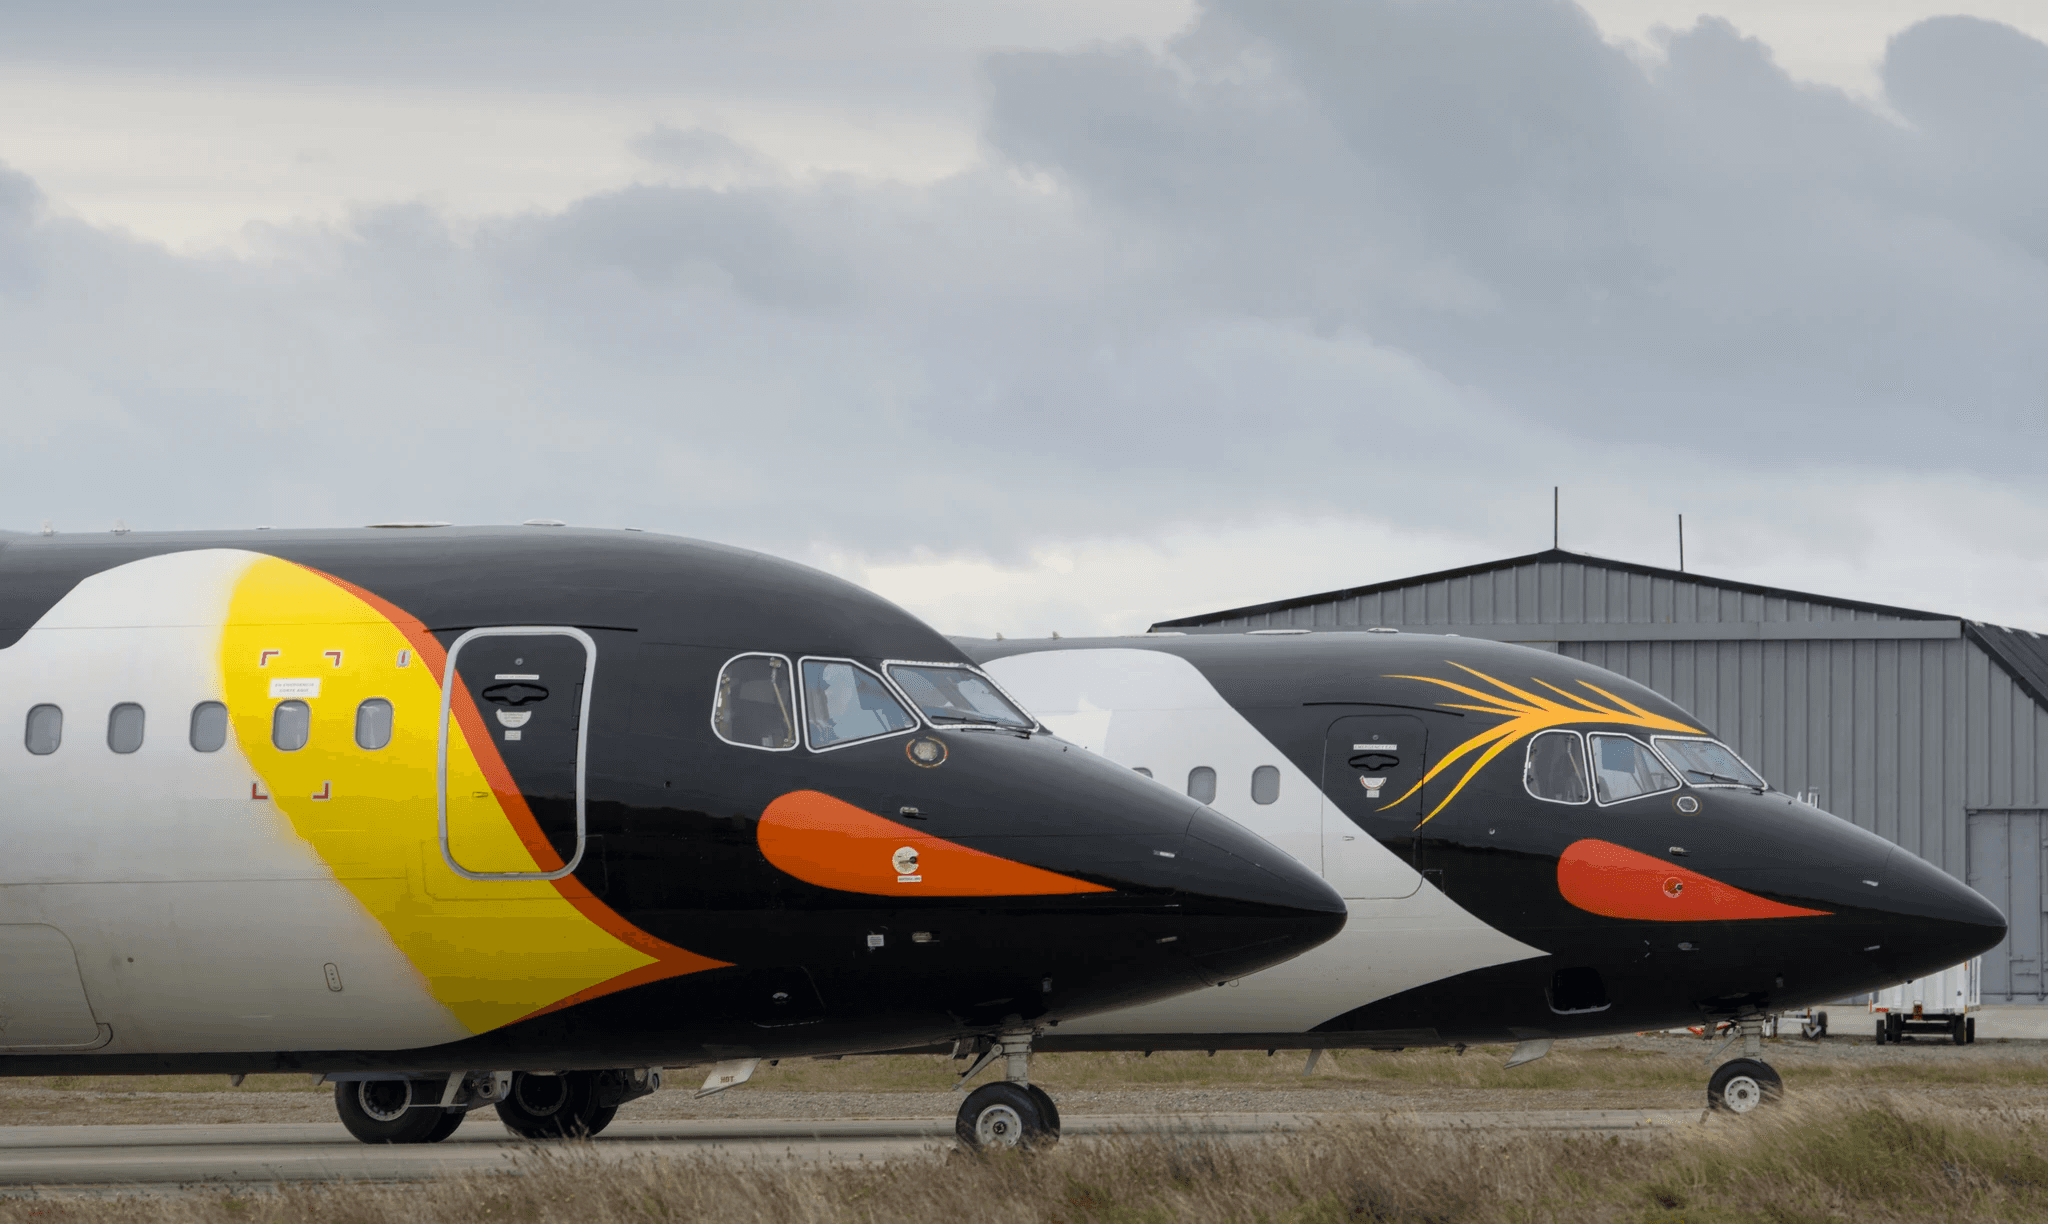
left=221, top=556, right=728, bottom=1033
left=1384, top=663, right=1702, bottom=826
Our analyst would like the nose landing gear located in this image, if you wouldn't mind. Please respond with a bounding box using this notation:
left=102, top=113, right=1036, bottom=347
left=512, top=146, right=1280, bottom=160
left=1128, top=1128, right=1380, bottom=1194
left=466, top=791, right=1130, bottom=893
left=954, top=1027, right=1062, bottom=1151
left=1706, top=1015, right=1783, bottom=1114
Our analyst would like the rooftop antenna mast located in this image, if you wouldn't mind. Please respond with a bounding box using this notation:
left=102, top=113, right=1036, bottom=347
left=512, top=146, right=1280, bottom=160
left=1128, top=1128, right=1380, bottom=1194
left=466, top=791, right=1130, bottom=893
left=1552, top=487, right=1559, bottom=550
left=1678, top=513, right=1686, bottom=573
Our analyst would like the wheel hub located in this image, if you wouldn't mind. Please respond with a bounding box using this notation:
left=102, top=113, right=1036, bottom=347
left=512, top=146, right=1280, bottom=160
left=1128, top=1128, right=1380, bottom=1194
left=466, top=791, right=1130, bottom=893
left=514, top=1074, right=571, bottom=1117
left=1722, top=1075, right=1762, bottom=1113
left=357, top=1080, right=413, bottom=1122
left=975, top=1104, right=1024, bottom=1148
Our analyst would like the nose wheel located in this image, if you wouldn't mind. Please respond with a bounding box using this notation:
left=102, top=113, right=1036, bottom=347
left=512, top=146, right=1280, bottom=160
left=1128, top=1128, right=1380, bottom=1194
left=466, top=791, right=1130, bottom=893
left=953, top=1027, right=1062, bottom=1151
left=1707, top=1058, right=1782, bottom=1113
left=1706, top=1015, right=1783, bottom=1113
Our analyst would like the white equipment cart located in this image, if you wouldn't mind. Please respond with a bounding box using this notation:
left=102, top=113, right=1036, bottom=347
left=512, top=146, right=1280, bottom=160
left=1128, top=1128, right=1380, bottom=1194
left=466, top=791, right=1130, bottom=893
left=1871, top=958, right=1981, bottom=1045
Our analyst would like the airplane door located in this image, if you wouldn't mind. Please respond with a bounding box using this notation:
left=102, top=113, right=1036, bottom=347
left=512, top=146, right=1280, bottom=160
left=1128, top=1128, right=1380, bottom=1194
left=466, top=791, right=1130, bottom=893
left=439, top=626, right=595, bottom=880
left=1319, top=715, right=1427, bottom=899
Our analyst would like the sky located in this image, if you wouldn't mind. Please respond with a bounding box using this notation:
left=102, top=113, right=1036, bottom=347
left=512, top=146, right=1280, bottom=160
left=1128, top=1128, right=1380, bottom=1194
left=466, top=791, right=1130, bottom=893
left=1, top=0, right=2045, bottom=637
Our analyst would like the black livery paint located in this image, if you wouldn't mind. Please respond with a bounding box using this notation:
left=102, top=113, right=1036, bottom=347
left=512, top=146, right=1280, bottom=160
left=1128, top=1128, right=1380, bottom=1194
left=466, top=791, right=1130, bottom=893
left=0, top=527, right=1344, bottom=1076
left=962, top=631, right=2008, bottom=1050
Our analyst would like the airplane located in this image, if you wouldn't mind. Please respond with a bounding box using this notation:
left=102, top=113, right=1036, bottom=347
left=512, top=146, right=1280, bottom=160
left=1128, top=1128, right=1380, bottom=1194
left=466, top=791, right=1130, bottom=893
left=959, top=630, right=2007, bottom=1113
left=0, top=526, right=1345, bottom=1150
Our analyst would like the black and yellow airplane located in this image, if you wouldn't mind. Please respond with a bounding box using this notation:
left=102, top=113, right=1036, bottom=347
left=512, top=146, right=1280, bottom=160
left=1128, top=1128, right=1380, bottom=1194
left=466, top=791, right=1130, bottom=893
left=0, top=526, right=1344, bottom=1148
left=964, top=631, right=2007, bottom=1113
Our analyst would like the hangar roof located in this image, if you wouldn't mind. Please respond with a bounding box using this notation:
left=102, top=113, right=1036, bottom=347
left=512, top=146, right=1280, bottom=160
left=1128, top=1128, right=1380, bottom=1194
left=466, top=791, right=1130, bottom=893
left=1151, top=547, right=2048, bottom=711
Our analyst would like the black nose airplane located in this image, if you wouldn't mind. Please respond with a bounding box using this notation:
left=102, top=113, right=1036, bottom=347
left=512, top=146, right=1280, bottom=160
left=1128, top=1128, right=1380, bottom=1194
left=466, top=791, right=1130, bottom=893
left=0, top=527, right=1343, bottom=1146
left=964, top=630, right=2007, bottom=1112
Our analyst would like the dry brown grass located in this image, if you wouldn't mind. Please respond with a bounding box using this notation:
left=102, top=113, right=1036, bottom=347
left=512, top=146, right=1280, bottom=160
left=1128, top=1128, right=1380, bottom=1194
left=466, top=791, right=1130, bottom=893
left=10, top=1094, right=2048, bottom=1223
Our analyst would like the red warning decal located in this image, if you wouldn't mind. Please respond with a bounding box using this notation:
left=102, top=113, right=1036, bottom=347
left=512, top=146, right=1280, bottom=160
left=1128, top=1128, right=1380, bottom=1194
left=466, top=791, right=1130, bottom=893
left=1557, top=838, right=1830, bottom=922
left=758, top=790, right=1112, bottom=898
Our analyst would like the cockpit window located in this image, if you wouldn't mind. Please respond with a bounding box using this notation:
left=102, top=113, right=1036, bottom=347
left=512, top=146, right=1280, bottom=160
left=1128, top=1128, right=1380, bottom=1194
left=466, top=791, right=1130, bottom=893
left=1588, top=734, right=1678, bottom=804
left=885, top=663, right=1033, bottom=731
left=713, top=654, right=798, bottom=751
left=1653, top=736, right=1766, bottom=790
left=802, top=659, right=918, bottom=750
left=1524, top=730, right=1589, bottom=805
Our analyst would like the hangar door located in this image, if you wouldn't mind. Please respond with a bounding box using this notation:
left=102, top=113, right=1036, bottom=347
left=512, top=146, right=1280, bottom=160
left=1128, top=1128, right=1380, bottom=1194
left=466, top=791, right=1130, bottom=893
left=1967, top=810, right=2043, bottom=1003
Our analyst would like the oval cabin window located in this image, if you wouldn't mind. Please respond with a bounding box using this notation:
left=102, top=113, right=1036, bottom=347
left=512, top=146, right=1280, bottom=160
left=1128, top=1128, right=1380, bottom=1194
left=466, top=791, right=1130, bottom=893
left=24, top=704, right=62, bottom=755
left=272, top=700, right=311, bottom=752
left=107, top=703, right=146, bottom=754
left=189, top=702, right=229, bottom=753
left=1187, top=766, right=1217, bottom=804
left=355, top=698, right=393, bottom=751
left=1251, top=765, right=1281, bottom=805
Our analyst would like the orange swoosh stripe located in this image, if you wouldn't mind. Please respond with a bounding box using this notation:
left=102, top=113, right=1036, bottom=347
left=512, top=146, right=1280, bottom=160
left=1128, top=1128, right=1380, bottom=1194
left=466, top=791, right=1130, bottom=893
left=1557, top=838, right=1830, bottom=922
left=759, top=790, right=1113, bottom=897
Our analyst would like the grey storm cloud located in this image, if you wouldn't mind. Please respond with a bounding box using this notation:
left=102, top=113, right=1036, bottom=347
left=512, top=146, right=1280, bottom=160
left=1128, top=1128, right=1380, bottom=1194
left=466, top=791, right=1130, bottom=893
left=1, top=0, right=2044, bottom=572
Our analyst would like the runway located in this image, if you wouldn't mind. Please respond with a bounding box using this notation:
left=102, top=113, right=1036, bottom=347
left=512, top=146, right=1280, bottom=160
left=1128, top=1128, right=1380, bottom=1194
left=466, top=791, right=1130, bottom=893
left=0, top=1110, right=1695, bottom=1191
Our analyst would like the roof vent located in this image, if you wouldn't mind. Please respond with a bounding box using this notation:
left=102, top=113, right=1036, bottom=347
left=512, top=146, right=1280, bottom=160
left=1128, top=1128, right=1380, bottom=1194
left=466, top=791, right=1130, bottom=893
left=366, top=522, right=451, bottom=529
left=523, top=518, right=567, bottom=527
left=111, top=519, right=130, bottom=535
left=1248, top=629, right=1309, bottom=636
left=1366, top=627, right=1399, bottom=634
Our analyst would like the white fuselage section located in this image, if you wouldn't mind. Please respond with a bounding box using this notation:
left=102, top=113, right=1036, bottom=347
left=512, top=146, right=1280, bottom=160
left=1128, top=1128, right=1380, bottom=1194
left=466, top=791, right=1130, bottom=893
left=983, top=648, right=1544, bottom=1034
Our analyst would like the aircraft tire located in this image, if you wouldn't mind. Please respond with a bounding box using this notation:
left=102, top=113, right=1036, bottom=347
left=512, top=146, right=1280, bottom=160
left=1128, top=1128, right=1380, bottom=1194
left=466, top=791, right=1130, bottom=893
left=584, top=1104, right=619, bottom=1137
left=334, top=1080, right=453, bottom=1144
left=1706, top=1058, right=1782, bottom=1114
left=496, top=1071, right=601, bottom=1138
left=956, top=1082, right=1053, bottom=1152
left=424, top=1107, right=468, bottom=1142
left=1024, top=1084, right=1062, bottom=1140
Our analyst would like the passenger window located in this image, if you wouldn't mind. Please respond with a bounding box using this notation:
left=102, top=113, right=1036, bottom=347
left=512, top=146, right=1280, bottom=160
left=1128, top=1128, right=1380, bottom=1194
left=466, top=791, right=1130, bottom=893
left=1589, top=734, right=1677, bottom=804
left=272, top=700, right=311, bottom=752
left=713, top=654, right=797, bottom=750
left=801, top=659, right=916, bottom=749
left=107, top=703, right=145, bottom=754
left=1188, top=766, right=1217, bottom=804
left=1524, top=731, right=1589, bottom=804
left=1652, top=736, right=1765, bottom=789
left=355, top=698, right=394, bottom=750
left=1251, top=765, right=1281, bottom=805
left=24, top=704, right=62, bottom=755
left=190, top=702, right=229, bottom=752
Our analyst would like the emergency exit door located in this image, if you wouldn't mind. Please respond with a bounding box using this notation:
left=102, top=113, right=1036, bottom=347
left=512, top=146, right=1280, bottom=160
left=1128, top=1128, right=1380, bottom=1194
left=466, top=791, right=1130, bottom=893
left=439, top=626, right=595, bottom=880
left=1319, top=714, right=1427, bottom=899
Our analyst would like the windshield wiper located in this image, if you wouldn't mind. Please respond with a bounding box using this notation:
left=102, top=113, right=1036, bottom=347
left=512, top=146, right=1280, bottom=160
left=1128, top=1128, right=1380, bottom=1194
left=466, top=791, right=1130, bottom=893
left=928, top=713, right=1021, bottom=728
left=1691, top=769, right=1762, bottom=790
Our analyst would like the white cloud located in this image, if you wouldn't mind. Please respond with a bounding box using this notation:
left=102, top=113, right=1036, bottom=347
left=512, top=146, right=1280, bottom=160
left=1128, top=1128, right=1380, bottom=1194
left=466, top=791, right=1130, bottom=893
left=1, top=1, right=2045, bottom=637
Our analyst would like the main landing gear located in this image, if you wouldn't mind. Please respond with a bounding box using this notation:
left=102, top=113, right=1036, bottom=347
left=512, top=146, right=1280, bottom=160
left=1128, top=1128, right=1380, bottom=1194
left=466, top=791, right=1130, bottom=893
left=1705, top=1015, right=1782, bottom=1114
left=954, top=1028, right=1062, bottom=1152
left=331, top=1068, right=661, bottom=1144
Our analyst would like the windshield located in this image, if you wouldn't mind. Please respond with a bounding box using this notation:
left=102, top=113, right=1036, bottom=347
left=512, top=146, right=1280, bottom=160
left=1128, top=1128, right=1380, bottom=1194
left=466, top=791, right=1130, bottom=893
left=1589, top=734, right=1678, bottom=803
left=886, top=664, right=1034, bottom=730
left=802, top=660, right=917, bottom=748
left=1653, top=737, right=1766, bottom=789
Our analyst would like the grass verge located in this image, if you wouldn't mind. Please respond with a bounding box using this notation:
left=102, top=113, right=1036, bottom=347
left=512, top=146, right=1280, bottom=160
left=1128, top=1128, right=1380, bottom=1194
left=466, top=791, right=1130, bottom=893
left=8, top=1093, right=2048, bottom=1223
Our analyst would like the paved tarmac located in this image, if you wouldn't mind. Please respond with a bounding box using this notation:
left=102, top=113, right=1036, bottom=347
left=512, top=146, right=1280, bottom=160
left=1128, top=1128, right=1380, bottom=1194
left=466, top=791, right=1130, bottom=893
left=0, top=1110, right=1694, bottom=1191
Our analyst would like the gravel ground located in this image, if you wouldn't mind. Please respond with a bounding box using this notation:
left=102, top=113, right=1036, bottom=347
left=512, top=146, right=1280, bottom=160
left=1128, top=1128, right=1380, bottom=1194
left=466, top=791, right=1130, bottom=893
left=5, top=1032, right=2046, bottom=1128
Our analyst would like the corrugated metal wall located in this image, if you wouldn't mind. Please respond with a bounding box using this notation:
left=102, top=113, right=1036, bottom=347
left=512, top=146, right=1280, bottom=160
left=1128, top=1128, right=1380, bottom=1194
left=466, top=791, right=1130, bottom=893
left=1178, top=555, right=2048, bottom=1002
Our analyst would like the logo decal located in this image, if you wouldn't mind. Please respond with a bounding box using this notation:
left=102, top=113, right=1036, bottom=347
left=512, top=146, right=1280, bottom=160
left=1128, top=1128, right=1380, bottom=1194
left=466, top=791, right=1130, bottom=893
left=892, top=845, right=921, bottom=880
